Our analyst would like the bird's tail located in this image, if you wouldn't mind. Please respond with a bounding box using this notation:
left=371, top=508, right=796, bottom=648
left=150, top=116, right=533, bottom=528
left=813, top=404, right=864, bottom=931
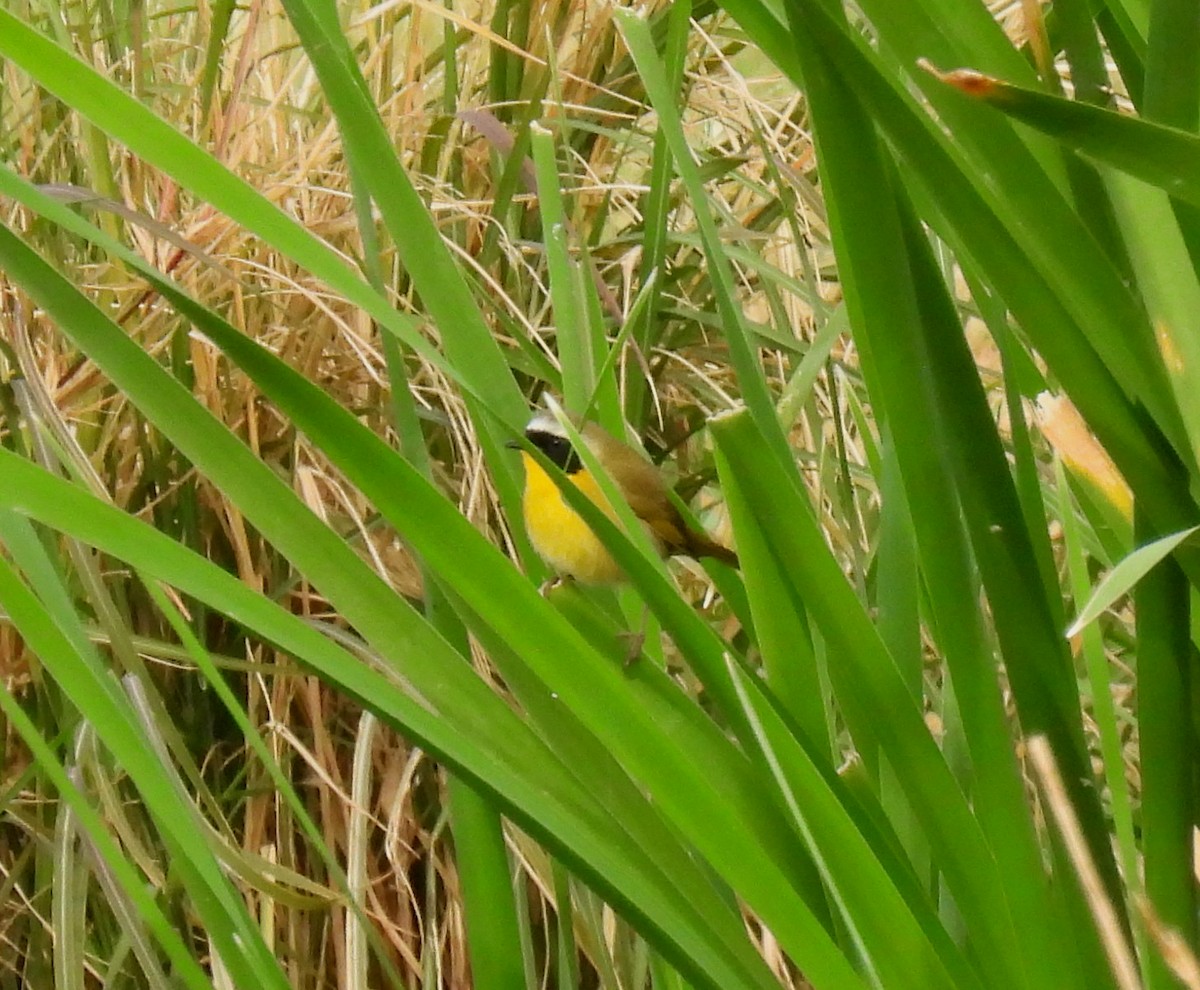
left=683, top=530, right=739, bottom=569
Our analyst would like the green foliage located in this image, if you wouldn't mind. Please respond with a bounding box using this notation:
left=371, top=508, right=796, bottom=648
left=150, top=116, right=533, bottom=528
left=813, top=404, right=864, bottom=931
left=0, top=0, right=1196, bottom=988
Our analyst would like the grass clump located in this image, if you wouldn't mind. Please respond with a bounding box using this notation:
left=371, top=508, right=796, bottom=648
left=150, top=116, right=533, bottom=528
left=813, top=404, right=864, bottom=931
left=0, top=1, right=1196, bottom=989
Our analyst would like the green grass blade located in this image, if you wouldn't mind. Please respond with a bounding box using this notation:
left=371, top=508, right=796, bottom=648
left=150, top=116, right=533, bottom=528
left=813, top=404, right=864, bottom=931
left=711, top=408, right=1028, bottom=990
left=0, top=10, right=501, bottom=427
left=930, top=68, right=1200, bottom=210
left=1065, top=525, right=1200, bottom=636
left=1055, top=0, right=1117, bottom=105
left=1133, top=509, right=1197, bottom=988
left=721, top=432, right=829, bottom=756
left=0, top=451, right=773, bottom=990
left=626, top=0, right=691, bottom=423
left=51, top=759, right=86, bottom=990
left=726, top=656, right=982, bottom=990
left=0, top=516, right=290, bottom=990
left=530, top=121, right=592, bottom=412
left=1143, top=0, right=1200, bottom=130
left=1104, top=171, right=1200, bottom=470
left=0, top=645, right=214, bottom=990
left=0, top=212, right=776, bottom=988
left=1055, top=459, right=1146, bottom=982
left=446, top=779, right=526, bottom=990
left=197, top=0, right=237, bottom=122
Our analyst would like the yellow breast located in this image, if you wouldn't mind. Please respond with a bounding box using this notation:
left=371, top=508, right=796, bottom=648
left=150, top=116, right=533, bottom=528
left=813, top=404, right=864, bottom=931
left=519, top=451, right=625, bottom=584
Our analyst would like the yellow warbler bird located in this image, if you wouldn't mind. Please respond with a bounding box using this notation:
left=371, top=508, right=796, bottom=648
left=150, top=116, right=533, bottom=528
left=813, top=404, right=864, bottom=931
left=510, top=411, right=738, bottom=584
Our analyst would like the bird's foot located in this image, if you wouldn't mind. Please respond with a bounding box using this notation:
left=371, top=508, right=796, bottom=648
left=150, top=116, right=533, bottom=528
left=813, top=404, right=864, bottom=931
left=619, top=629, right=646, bottom=667
left=619, top=603, right=652, bottom=667
left=538, top=574, right=573, bottom=597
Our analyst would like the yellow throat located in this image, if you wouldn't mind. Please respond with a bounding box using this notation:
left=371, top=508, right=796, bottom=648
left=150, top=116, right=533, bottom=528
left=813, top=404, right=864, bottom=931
left=519, top=451, right=625, bottom=584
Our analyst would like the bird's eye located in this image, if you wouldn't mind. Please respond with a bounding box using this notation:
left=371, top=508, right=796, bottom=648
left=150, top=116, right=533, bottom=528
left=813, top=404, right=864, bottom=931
left=525, top=430, right=582, bottom=471
left=544, top=437, right=579, bottom=472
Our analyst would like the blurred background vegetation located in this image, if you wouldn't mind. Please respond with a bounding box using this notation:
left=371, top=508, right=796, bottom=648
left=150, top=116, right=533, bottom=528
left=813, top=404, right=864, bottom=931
left=0, top=0, right=1197, bottom=988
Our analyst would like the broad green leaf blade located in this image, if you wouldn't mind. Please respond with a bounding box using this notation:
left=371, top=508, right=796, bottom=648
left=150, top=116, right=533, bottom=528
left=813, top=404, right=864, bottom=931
left=0, top=452, right=772, bottom=990
left=1104, top=171, right=1200, bottom=473
left=930, top=67, right=1200, bottom=210
left=0, top=517, right=290, bottom=990
left=1143, top=0, right=1200, bottom=130
left=614, top=8, right=793, bottom=465
left=446, top=779, right=527, bottom=990
left=710, top=408, right=1027, bottom=990
left=529, top=121, right=593, bottom=412
left=275, top=0, right=530, bottom=508
left=725, top=656, right=983, bottom=990
left=1065, top=525, right=1200, bottom=637
left=0, top=8, right=521, bottom=440
left=163, top=266, right=868, bottom=990
left=1133, top=511, right=1198, bottom=989
left=625, top=0, right=691, bottom=424
left=1055, top=459, right=1145, bottom=975
left=0, top=207, right=776, bottom=988
left=0, top=167, right=783, bottom=987
left=721, top=435, right=830, bottom=758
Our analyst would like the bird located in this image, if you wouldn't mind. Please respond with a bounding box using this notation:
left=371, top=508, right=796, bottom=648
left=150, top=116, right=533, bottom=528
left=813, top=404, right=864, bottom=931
left=510, top=410, right=738, bottom=585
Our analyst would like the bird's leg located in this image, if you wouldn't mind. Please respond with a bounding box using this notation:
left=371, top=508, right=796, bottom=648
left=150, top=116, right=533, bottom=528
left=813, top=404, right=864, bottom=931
left=620, top=603, right=651, bottom=667
left=538, top=573, right=573, bottom=596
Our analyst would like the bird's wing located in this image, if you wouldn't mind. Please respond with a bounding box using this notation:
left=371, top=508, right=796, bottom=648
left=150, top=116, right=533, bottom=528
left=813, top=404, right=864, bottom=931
left=582, top=427, right=689, bottom=552
left=622, top=469, right=693, bottom=553
left=607, top=450, right=737, bottom=565
left=580, top=423, right=735, bottom=565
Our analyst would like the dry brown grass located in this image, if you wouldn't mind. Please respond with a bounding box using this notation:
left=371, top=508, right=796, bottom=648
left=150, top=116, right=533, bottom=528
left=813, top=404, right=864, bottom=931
left=2, top=0, right=1143, bottom=986
left=0, top=2, right=841, bottom=986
